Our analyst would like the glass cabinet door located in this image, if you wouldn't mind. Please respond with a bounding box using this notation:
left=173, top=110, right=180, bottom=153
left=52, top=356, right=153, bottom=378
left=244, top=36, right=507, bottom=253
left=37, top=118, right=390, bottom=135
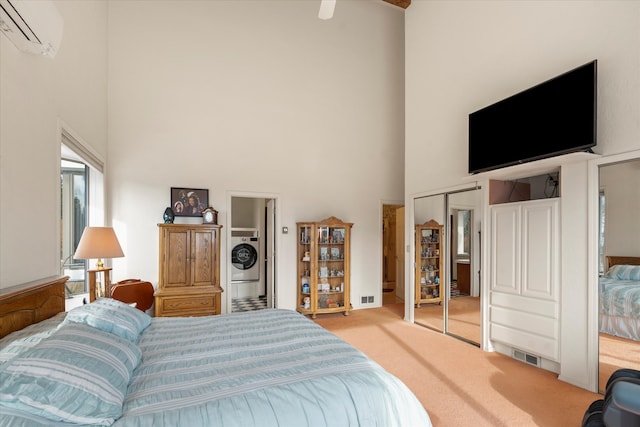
left=416, top=220, right=443, bottom=307
left=417, top=226, right=441, bottom=303
left=297, top=224, right=313, bottom=313
left=317, top=226, right=346, bottom=310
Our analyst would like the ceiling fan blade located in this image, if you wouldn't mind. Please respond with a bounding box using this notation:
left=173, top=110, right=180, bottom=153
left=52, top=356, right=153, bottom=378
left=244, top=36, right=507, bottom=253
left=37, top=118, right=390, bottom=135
left=318, top=0, right=336, bottom=20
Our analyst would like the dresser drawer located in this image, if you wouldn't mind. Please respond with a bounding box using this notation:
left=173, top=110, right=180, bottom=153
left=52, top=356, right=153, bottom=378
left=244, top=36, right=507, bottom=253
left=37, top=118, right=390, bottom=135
left=156, top=293, right=218, bottom=317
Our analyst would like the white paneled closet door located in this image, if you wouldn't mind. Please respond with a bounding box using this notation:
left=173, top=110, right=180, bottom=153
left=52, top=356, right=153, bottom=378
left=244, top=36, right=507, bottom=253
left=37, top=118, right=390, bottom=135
left=489, top=198, right=560, bottom=364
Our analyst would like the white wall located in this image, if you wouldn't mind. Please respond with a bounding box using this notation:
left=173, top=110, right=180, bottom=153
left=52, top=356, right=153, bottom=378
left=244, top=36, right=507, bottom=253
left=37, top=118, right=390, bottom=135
left=106, top=1, right=405, bottom=311
left=0, top=0, right=108, bottom=288
left=406, top=1, right=640, bottom=390
left=600, top=161, right=640, bottom=258
left=231, top=198, right=262, bottom=230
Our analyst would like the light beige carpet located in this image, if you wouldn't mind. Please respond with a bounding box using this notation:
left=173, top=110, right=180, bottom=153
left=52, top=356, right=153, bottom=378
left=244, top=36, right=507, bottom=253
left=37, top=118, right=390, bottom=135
left=599, top=332, right=640, bottom=392
left=412, top=296, right=481, bottom=344
left=314, top=305, right=600, bottom=427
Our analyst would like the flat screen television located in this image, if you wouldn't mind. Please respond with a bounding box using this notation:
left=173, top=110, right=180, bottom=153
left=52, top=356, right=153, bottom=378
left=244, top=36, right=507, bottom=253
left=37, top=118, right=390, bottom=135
left=468, top=60, right=597, bottom=174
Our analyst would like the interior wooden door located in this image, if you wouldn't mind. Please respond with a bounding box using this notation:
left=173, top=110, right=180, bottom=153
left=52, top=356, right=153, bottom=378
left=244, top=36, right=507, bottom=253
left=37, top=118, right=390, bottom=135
left=395, top=206, right=405, bottom=301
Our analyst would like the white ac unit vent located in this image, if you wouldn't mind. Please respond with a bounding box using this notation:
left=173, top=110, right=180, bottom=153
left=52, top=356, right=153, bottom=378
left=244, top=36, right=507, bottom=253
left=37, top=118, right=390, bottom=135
left=512, top=349, right=541, bottom=368
left=0, top=0, right=63, bottom=58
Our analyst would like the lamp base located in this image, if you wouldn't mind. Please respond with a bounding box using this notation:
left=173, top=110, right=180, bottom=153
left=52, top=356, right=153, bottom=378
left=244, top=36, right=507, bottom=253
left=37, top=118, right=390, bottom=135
left=87, top=267, right=112, bottom=302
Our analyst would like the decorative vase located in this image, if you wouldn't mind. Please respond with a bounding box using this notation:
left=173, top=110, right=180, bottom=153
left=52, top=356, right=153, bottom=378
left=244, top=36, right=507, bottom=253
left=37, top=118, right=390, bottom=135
left=163, top=207, right=174, bottom=224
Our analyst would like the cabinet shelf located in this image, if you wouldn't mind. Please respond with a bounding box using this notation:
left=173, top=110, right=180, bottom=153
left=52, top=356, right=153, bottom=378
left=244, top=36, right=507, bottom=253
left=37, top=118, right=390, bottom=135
left=297, top=217, right=353, bottom=319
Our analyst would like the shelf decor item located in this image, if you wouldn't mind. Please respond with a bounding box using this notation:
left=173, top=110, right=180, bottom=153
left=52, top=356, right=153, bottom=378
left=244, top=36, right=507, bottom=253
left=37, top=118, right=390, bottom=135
left=163, top=207, right=175, bottom=224
left=201, top=207, right=218, bottom=224
left=415, top=219, right=443, bottom=307
left=297, top=216, right=353, bottom=319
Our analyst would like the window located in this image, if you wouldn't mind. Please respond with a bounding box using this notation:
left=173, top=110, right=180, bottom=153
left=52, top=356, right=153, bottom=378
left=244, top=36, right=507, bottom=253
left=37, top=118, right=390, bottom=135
left=60, top=125, right=105, bottom=299
left=60, top=158, right=88, bottom=295
left=457, top=209, right=471, bottom=258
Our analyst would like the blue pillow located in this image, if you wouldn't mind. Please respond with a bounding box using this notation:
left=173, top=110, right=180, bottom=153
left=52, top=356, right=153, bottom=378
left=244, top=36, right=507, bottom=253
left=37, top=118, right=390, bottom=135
left=0, top=322, right=141, bottom=425
left=605, top=264, right=640, bottom=281
left=65, top=297, right=151, bottom=342
left=0, top=312, right=66, bottom=365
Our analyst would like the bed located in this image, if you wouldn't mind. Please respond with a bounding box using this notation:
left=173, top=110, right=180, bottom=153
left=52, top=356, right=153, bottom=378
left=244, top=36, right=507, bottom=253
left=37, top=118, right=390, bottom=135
left=0, top=276, right=431, bottom=426
left=599, top=256, right=640, bottom=341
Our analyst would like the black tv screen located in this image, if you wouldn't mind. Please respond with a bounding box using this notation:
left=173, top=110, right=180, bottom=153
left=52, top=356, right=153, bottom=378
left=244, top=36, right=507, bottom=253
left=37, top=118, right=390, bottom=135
left=468, top=60, right=597, bottom=174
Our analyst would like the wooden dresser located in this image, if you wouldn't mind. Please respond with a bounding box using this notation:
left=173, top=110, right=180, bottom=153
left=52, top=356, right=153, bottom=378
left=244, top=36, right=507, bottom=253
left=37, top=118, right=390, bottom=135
left=154, top=223, right=223, bottom=317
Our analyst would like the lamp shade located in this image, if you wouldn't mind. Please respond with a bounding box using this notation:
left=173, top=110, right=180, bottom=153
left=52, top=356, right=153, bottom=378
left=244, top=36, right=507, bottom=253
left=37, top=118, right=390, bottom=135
left=74, top=227, right=124, bottom=261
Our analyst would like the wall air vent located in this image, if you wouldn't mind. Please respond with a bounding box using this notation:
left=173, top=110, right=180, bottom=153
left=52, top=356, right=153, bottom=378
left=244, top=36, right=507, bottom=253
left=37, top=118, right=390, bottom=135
left=0, top=0, right=63, bottom=58
left=512, top=349, right=541, bottom=367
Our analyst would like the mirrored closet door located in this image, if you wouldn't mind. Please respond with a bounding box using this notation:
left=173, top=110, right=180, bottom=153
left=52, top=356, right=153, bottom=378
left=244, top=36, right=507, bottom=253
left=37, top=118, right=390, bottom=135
left=414, top=194, right=445, bottom=332
left=598, top=159, right=640, bottom=392
left=446, top=189, right=482, bottom=345
left=413, top=188, right=482, bottom=345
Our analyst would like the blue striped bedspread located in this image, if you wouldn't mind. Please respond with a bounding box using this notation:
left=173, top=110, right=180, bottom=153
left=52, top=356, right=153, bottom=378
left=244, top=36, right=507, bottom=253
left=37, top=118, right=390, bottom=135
left=114, top=309, right=431, bottom=426
left=599, top=276, right=640, bottom=318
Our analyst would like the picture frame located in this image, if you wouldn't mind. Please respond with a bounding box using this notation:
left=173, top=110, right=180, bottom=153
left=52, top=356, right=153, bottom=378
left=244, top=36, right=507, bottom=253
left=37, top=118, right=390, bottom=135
left=331, top=228, right=344, bottom=243
left=171, top=187, right=209, bottom=217
left=319, top=266, right=329, bottom=278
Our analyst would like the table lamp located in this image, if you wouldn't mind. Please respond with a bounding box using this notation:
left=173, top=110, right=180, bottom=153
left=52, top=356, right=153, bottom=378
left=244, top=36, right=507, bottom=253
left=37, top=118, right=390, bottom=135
left=74, top=226, right=124, bottom=299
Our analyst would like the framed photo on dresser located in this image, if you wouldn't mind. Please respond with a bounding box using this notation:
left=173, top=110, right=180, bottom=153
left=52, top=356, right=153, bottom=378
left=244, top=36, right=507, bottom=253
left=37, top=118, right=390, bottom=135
left=171, top=187, right=209, bottom=217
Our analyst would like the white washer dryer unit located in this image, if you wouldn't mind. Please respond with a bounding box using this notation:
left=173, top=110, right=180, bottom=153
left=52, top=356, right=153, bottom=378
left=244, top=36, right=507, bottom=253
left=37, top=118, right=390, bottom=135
left=230, top=228, right=260, bottom=282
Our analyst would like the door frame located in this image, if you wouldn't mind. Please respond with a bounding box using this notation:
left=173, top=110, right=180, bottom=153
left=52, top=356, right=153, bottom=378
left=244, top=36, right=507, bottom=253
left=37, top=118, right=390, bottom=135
left=381, top=201, right=404, bottom=305
left=587, top=149, right=640, bottom=392
left=226, top=191, right=280, bottom=313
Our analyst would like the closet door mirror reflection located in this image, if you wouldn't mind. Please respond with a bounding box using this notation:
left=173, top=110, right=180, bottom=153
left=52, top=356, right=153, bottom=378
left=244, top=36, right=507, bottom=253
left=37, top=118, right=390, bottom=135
left=413, top=187, right=482, bottom=344
left=446, top=189, right=482, bottom=345
left=598, top=159, right=640, bottom=393
left=414, top=194, right=445, bottom=332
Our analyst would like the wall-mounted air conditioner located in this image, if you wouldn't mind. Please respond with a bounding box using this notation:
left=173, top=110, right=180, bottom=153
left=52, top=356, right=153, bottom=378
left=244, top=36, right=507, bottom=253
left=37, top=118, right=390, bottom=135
left=0, top=0, right=63, bottom=58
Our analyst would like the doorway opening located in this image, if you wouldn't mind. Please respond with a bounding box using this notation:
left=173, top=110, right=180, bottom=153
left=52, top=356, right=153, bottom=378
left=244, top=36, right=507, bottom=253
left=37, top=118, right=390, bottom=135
left=382, top=203, right=404, bottom=308
left=228, top=195, right=277, bottom=313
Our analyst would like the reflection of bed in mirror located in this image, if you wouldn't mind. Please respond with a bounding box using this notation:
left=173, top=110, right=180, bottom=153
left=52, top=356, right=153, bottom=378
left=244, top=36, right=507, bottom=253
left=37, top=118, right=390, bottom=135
left=599, top=256, right=640, bottom=341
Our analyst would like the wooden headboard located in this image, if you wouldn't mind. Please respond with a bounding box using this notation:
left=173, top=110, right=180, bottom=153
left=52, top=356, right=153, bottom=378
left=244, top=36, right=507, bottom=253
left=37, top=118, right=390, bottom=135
left=606, top=256, right=640, bottom=271
left=0, top=275, right=68, bottom=338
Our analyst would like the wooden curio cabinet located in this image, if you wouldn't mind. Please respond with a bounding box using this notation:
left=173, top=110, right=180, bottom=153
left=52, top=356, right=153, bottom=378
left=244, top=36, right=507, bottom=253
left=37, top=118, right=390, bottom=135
left=155, top=223, right=223, bottom=317
left=415, top=219, right=443, bottom=307
left=297, top=216, right=353, bottom=319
